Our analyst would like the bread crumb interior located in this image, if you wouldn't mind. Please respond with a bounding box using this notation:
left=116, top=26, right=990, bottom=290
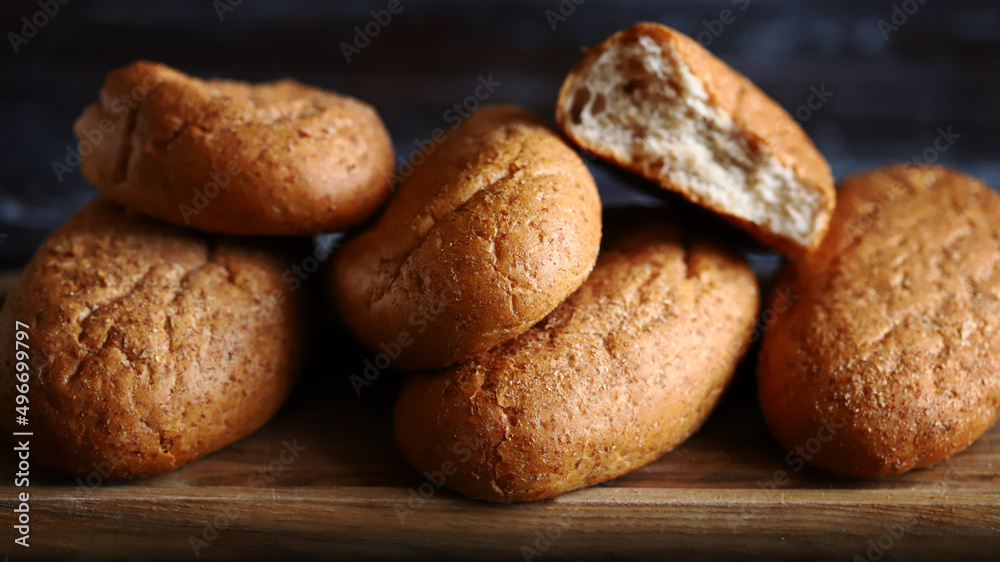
left=565, top=34, right=824, bottom=247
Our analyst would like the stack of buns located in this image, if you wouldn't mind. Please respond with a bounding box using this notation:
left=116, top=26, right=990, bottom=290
left=0, top=61, right=397, bottom=476
left=2, top=22, right=998, bottom=498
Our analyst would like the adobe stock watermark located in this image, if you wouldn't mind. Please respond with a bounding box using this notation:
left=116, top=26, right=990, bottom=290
left=909, top=126, right=959, bottom=165
left=74, top=460, right=114, bottom=490
left=282, top=234, right=340, bottom=292
left=877, top=0, right=930, bottom=41
left=843, top=126, right=959, bottom=239
left=7, top=0, right=71, bottom=54
left=394, top=439, right=473, bottom=523
left=520, top=519, right=572, bottom=561
left=852, top=515, right=919, bottom=562
left=844, top=178, right=906, bottom=239
left=213, top=0, right=243, bottom=21
left=52, top=72, right=160, bottom=182
left=545, top=0, right=587, bottom=31
left=188, top=439, right=306, bottom=556
left=753, top=416, right=847, bottom=499
left=389, top=74, right=502, bottom=190
left=351, top=287, right=462, bottom=395
left=340, top=0, right=413, bottom=63
left=248, top=236, right=341, bottom=311
left=793, top=84, right=834, bottom=123
left=695, top=0, right=750, bottom=48
left=176, top=160, right=244, bottom=224
left=749, top=287, right=797, bottom=346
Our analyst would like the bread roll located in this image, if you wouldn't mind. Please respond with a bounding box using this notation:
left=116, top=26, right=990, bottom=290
left=330, top=105, right=602, bottom=370
left=395, top=209, right=759, bottom=502
left=758, top=164, right=1000, bottom=477
left=0, top=198, right=306, bottom=477
left=556, top=22, right=835, bottom=255
left=75, top=61, right=394, bottom=235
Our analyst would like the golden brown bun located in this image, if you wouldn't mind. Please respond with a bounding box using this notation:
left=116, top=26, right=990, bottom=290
left=758, top=164, right=1000, bottom=477
left=0, top=198, right=305, bottom=477
left=330, top=105, right=602, bottom=371
left=556, top=22, right=835, bottom=255
left=394, top=209, right=759, bottom=502
left=74, top=61, right=394, bottom=235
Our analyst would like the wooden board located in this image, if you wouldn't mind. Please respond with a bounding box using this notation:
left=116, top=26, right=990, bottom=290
left=3, top=1, right=1000, bottom=558
left=2, top=311, right=999, bottom=560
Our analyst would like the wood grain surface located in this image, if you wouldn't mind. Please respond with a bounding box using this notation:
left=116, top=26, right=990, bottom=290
left=2, top=1, right=999, bottom=559
left=1, top=295, right=998, bottom=560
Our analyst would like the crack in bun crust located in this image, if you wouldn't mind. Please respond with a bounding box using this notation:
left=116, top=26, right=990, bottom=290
left=330, top=105, right=602, bottom=371
left=74, top=61, right=395, bottom=235
left=0, top=198, right=307, bottom=477
left=394, top=208, right=759, bottom=502
left=758, top=164, right=1000, bottom=477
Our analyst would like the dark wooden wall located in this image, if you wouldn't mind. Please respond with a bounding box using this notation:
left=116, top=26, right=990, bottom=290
left=1, top=0, right=998, bottom=267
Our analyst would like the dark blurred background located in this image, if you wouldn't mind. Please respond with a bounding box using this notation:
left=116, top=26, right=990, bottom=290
left=1, top=0, right=998, bottom=268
